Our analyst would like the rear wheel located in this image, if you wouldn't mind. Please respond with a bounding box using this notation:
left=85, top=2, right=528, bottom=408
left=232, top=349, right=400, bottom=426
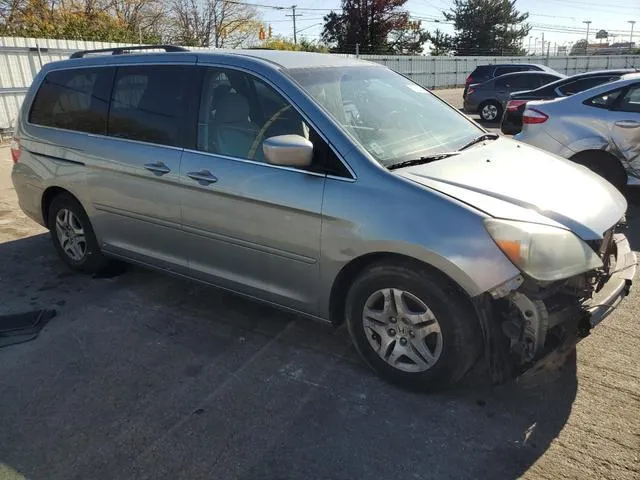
left=47, top=193, right=110, bottom=274
left=478, top=100, right=503, bottom=122
left=570, top=151, right=627, bottom=192
left=345, top=261, right=482, bottom=391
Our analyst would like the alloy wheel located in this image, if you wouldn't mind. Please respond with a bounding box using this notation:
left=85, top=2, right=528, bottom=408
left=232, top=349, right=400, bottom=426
left=481, top=104, right=499, bottom=121
left=55, top=208, right=87, bottom=261
left=362, top=288, right=443, bottom=373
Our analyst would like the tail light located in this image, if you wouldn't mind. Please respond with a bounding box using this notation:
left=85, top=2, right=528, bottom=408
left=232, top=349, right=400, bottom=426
left=465, top=76, right=473, bottom=86
left=523, top=108, right=548, bottom=125
left=10, top=137, right=21, bottom=163
left=506, top=100, right=527, bottom=112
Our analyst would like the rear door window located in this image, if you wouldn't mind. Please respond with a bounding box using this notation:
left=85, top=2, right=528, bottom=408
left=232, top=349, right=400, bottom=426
left=497, top=74, right=535, bottom=90
left=29, top=67, right=114, bottom=134
left=618, top=85, right=640, bottom=113
left=108, top=65, right=191, bottom=147
left=471, top=65, right=492, bottom=79
left=537, top=74, right=561, bottom=87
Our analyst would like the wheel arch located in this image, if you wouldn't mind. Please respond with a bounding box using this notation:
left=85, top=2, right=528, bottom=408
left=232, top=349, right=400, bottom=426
left=569, top=149, right=627, bottom=183
left=41, top=186, right=78, bottom=228
left=328, top=252, right=478, bottom=327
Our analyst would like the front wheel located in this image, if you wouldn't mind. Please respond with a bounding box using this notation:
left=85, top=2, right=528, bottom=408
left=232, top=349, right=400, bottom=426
left=345, top=262, right=482, bottom=391
left=570, top=151, right=627, bottom=192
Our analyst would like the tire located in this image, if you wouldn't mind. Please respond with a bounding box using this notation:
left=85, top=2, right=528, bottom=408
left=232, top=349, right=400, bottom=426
left=570, top=151, right=627, bottom=192
left=47, top=193, right=110, bottom=274
left=478, top=100, right=503, bottom=122
left=345, top=261, right=482, bottom=391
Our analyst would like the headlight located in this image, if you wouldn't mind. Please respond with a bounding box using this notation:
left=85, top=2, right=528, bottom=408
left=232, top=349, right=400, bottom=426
left=485, top=219, right=603, bottom=281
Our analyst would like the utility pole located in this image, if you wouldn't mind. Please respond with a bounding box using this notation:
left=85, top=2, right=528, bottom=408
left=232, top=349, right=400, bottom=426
left=540, top=32, right=544, bottom=57
left=286, top=5, right=302, bottom=44
left=583, top=20, right=592, bottom=54
left=629, top=21, right=636, bottom=50
left=528, top=36, right=532, bottom=54
left=546, top=43, right=550, bottom=65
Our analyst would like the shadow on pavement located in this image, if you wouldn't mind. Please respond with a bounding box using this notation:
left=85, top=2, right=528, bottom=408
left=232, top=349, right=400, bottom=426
left=0, top=233, right=577, bottom=480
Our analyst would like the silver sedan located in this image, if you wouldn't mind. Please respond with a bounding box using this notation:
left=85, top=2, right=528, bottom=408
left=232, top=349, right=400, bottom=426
left=515, top=73, right=640, bottom=190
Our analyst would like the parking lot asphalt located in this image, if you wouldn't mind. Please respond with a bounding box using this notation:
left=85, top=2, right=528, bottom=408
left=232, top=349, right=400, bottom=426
left=1, top=95, right=639, bottom=479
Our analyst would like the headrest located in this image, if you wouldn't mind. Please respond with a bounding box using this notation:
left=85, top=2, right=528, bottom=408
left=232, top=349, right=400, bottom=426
left=216, top=92, right=250, bottom=124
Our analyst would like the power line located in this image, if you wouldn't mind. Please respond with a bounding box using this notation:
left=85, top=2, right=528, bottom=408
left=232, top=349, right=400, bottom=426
left=221, top=0, right=335, bottom=11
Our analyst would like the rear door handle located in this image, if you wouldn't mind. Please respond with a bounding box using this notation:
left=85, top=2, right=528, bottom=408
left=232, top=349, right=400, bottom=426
left=615, top=120, right=640, bottom=128
left=187, top=170, right=218, bottom=185
left=144, top=162, right=171, bottom=175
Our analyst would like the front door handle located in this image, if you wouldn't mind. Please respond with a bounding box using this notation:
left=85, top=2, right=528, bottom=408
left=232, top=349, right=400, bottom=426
left=144, top=162, right=171, bottom=175
left=615, top=120, right=640, bottom=128
left=187, top=170, right=218, bottom=185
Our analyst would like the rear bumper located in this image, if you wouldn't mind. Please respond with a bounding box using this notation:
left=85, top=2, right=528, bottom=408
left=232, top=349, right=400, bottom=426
left=462, top=98, right=478, bottom=114
left=500, top=112, right=522, bottom=135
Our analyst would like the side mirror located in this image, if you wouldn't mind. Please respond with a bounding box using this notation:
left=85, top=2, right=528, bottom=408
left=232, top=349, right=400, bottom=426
left=263, top=135, right=313, bottom=168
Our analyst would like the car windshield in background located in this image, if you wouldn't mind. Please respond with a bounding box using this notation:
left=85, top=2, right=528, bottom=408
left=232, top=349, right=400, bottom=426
left=288, top=66, right=482, bottom=167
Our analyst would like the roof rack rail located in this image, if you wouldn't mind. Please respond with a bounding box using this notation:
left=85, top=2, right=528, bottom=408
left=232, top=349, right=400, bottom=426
left=70, top=45, right=189, bottom=59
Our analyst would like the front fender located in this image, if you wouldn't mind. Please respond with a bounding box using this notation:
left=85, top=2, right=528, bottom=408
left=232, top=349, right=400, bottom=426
left=317, top=168, right=521, bottom=319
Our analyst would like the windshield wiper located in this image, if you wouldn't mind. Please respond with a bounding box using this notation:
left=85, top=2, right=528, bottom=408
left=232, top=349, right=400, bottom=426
left=458, top=133, right=499, bottom=151
left=387, top=152, right=460, bottom=170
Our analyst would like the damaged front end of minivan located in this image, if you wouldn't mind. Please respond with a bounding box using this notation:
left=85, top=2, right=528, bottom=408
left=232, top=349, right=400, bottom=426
left=476, top=217, right=636, bottom=383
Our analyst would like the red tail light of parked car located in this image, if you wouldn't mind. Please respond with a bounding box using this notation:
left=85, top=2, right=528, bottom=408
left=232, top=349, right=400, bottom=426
left=523, top=108, right=549, bottom=124
left=506, top=100, right=528, bottom=112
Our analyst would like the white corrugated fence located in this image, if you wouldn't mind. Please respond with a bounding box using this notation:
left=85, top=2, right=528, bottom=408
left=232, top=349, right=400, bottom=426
left=1, top=36, right=640, bottom=129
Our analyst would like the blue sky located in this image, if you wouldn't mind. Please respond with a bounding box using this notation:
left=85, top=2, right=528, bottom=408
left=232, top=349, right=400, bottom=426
left=257, top=0, right=640, bottom=53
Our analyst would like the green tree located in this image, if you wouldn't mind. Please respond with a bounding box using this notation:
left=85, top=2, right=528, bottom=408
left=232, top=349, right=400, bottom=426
left=321, top=0, right=428, bottom=54
left=427, top=29, right=454, bottom=55
left=429, top=0, right=530, bottom=56
left=569, top=39, right=587, bottom=56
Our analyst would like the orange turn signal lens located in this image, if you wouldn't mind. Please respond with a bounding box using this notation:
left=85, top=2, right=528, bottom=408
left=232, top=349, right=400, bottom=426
left=496, top=239, right=522, bottom=263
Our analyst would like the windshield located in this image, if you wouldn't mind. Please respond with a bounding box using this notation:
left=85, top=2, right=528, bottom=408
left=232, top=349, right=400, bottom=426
left=288, top=66, right=483, bottom=167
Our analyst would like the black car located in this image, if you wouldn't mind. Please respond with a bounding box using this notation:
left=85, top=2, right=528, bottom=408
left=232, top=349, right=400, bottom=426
left=463, top=71, right=564, bottom=122
left=500, top=69, right=635, bottom=135
left=463, top=63, right=558, bottom=97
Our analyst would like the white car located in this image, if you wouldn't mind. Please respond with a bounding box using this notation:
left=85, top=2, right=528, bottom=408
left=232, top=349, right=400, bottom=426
left=515, top=73, right=640, bottom=191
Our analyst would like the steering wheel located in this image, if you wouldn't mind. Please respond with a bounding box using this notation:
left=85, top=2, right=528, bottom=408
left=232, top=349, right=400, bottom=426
left=247, top=105, right=292, bottom=160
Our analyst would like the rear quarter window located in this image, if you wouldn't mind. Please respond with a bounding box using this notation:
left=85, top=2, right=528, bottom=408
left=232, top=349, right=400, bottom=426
left=472, top=66, right=492, bottom=76
left=29, top=67, right=114, bottom=134
left=559, top=76, right=620, bottom=96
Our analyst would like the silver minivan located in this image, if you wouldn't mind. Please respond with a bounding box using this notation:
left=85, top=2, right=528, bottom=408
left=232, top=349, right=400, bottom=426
left=11, top=46, right=636, bottom=390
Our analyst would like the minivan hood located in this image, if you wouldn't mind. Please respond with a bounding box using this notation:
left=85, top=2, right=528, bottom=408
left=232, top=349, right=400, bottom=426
left=397, top=137, right=626, bottom=240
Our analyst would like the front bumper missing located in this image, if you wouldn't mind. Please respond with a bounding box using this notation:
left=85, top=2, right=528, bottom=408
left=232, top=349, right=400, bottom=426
left=477, top=232, right=636, bottom=384
left=583, top=233, right=636, bottom=327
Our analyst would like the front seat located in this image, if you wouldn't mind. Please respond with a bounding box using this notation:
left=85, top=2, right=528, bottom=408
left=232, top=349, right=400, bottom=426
left=213, top=92, right=259, bottom=159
